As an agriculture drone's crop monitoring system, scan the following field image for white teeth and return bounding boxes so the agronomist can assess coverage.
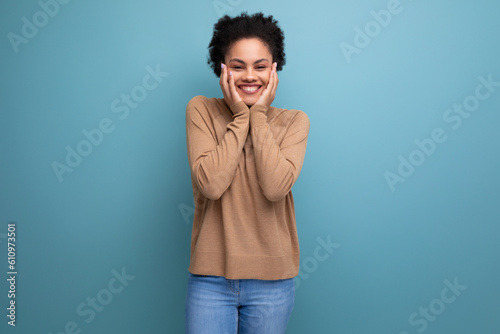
[240,86,259,92]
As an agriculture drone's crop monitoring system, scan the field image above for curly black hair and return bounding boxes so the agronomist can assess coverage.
[207,11,286,78]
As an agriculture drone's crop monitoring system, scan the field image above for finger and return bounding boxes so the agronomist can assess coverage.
[229,70,236,94]
[220,64,230,98]
[266,63,276,97]
[219,63,224,88]
[229,71,241,102]
[268,63,275,90]
[260,65,273,99]
[271,62,278,94]
[219,63,225,87]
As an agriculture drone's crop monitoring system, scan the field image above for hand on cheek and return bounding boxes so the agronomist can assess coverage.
[255,62,278,107]
[219,63,242,108]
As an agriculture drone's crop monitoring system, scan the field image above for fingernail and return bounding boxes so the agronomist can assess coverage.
[221,63,224,68]
[229,71,232,76]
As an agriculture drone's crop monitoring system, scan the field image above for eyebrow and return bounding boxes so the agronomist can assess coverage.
[229,58,270,64]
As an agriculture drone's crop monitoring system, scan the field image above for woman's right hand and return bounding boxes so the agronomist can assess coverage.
[220,63,243,109]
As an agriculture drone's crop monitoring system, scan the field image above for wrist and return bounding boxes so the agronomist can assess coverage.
[229,100,249,116]
[250,103,269,112]
[249,104,268,126]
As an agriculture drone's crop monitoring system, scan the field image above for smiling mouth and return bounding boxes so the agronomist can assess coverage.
[238,85,262,94]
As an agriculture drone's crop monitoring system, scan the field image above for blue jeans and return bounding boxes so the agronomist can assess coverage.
[184,272,295,333]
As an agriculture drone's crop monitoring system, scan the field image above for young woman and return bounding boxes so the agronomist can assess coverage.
[184,11,310,333]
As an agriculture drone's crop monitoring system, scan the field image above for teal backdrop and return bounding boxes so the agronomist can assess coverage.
[1,0,499,333]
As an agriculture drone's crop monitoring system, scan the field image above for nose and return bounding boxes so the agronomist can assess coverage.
[241,68,257,82]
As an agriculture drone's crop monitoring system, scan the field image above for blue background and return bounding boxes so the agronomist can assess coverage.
[1,0,499,333]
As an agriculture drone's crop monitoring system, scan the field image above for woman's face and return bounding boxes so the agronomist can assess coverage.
[223,37,273,107]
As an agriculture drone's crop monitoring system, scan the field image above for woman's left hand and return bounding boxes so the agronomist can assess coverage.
[254,62,278,107]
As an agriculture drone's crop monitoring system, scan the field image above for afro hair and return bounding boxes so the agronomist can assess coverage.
[207,11,286,77]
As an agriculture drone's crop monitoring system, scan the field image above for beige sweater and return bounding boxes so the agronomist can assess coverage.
[185,95,310,280]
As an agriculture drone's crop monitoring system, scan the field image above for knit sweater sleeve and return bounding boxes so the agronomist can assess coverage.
[249,103,310,202]
[186,96,250,200]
